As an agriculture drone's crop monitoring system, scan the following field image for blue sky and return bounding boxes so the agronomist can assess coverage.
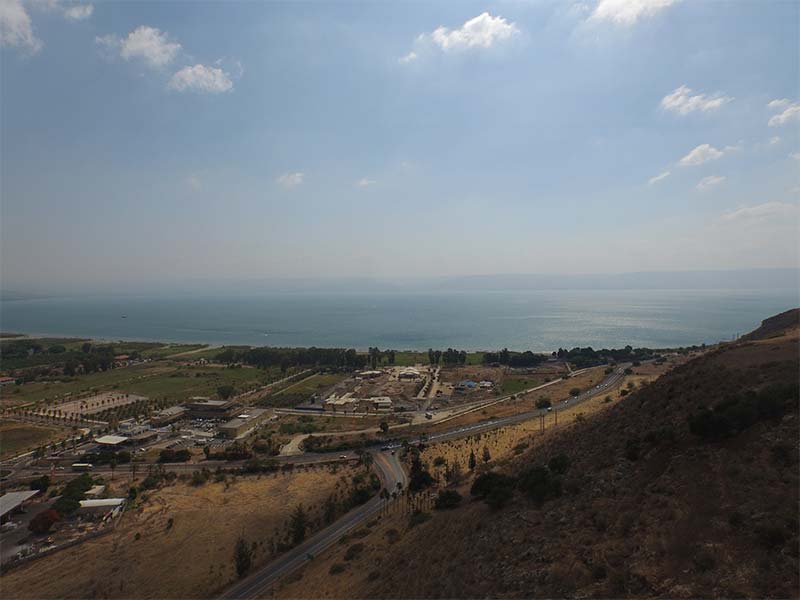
[1,0,798,292]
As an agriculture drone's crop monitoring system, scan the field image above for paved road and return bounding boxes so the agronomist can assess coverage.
[221,450,406,599]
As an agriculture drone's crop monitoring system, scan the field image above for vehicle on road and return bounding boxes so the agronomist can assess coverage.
[71,463,93,472]
[425,412,433,419]
[339,455,348,460]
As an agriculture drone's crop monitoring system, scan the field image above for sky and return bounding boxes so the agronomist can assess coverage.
[1,0,798,292]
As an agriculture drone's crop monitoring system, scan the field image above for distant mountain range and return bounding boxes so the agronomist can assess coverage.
[2,268,797,299]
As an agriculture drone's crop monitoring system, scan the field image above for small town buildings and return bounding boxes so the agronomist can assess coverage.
[128,430,158,446]
[218,408,270,439]
[0,376,16,387]
[370,397,393,412]
[357,370,382,379]
[184,398,239,420]
[478,380,493,389]
[324,395,359,412]
[95,435,129,447]
[78,498,126,520]
[397,367,422,380]
[150,405,186,427]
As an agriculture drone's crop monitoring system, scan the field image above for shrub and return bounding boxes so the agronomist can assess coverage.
[344,543,364,561]
[517,466,562,505]
[28,509,59,534]
[547,453,570,475]
[29,475,50,492]
[329,563,346,575]
[535,398,552,409]
[434,490,462,510]
[471,472,516,510]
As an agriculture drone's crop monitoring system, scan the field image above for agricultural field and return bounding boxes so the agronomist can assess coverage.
[1,463,367,599]
[0,421,68,459]
[1,363,289,412]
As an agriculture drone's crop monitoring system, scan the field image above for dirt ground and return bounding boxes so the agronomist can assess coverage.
[0,421,67,459]
[1,464,361,599]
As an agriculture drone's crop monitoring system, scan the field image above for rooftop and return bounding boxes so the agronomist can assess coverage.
[0,490,39,518]
[79,498,126,508]
[95,434,129,445]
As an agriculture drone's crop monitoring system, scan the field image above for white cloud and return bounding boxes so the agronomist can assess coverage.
[404,12,519,61]
[769,136,781,145]
[678,143,724,167]
[590,0,680,26]
[767,100,800,127]
[356,178,376,188]
[98,25,181,69]
[722,201,800,222]
[63,4,93,21]
[168,64,233,93]
[660,85,732,115]
[0,0,42,53]
[696,175,725,190]
[648,171,670,185]
[430,12,519,52]
[767,99,791,110]
[790,152,800,161]
[276,172,304,189]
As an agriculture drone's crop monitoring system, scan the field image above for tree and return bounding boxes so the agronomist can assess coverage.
[110,458,117,480]
[379,421,389,434]
[408,456,434,492]
[569,388,581,397]
[217,385,236,400]
[290,504,310,545]
[29,509,60,534]
[482,446,491,463]
[468,449,477,470]
[234,537,253,578]
[535,397,552,409]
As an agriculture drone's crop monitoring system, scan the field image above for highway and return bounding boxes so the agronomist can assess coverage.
[221,450,406,600]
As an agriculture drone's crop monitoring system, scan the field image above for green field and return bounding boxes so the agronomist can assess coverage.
[0,363,291,408]
[274,373,347,397]
[392,351,484,366]
[500,375,549,395]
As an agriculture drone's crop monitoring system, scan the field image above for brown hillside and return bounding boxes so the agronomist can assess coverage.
[740,308,800,342]
[342,322,800,599]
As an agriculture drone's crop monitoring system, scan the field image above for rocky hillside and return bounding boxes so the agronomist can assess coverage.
[355,314,800,598]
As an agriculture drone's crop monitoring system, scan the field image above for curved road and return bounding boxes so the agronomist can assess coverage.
[222,450,406,599]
